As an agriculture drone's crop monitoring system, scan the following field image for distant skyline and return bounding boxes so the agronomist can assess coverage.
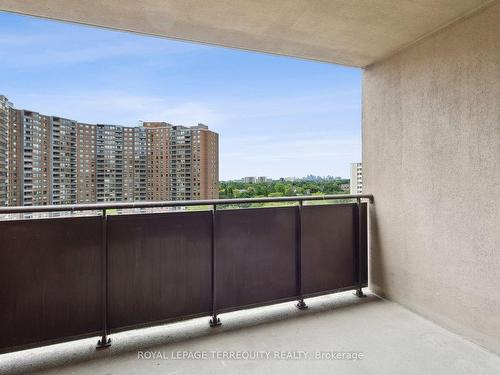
[0,11,361,180]
[226,175,348,182]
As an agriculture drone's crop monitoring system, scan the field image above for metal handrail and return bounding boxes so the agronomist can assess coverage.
[0,194,374,214]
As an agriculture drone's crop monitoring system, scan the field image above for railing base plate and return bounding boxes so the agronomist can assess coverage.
[96,337,111,349]
[209,317,222,328]
[353,288,366,298]
[296,300,308,310]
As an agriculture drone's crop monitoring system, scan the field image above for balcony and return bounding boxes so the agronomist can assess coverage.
[1,195,499,374]
[1,0,499,373]
[0,197,367,339]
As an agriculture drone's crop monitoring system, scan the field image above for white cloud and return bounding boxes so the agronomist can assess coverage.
[10,91,223,126]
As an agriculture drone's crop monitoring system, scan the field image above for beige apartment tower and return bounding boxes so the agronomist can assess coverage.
[143,122,219,201]
[133,126,148,201]
[76,123,97,203]
[143,122,171,201]
[50,116,77,205]
[0,94,219,206]
[13,110,52,206]
[192,125,218,199]
[0,96,11,206]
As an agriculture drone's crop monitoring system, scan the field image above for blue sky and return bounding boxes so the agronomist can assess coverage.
[0,11,361,180]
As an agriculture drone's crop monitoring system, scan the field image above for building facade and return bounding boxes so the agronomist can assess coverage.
[192,125,219,200]
[143,122,171,201]
[51,117,77,205]
[76,123,97,203]
[350,162,362,194]
[95,124,124,203]
[143,122,219,201]
[0,95,219,206]
[15,110,52,206]
[122,126,135,202]
[243,177,256,183]
[0,96,11,206]
[133,126,148,201]
[170,125,192,201]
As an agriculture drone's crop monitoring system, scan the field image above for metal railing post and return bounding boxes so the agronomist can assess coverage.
[209,204,222,327]
[354,198,366,298]
[296,200,307,309]
[97,208,111,348]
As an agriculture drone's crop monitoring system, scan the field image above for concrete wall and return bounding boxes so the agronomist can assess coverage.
[363,2,500,354]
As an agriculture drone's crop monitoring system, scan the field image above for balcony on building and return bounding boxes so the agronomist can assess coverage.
[0,1,499,374]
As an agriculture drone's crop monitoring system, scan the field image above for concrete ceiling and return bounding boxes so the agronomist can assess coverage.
[0,0,495,67]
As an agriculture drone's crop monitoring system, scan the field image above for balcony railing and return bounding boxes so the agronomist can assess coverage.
[0,194,373,354]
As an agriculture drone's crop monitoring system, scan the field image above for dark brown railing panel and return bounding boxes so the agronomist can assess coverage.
[301,204,357,295]
[0,217,102,352]
[107,211,212,330]
[215,207,298,311]
[0,194,373,354]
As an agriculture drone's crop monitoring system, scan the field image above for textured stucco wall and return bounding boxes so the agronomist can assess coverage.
[363,2,500,354]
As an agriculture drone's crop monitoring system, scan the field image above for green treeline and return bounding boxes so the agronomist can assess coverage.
[219,179,350,199]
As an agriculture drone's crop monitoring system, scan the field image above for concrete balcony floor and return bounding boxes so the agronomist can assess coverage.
[1,292,499,375]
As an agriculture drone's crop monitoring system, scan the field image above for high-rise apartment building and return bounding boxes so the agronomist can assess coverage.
[76,123,97,203]
[51,116,77,205]
[96,124,124,202]
[133,126,148,201]
[192,125,219,199]
[123,126,135,202]
[350,162,362,194]
[0,96,11,206]
[7,107,19,206]
[0,94,219,206]
[143,122,219,201]
[143,122,171,201]
[170,125,193,201]
[13,110,52,206]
